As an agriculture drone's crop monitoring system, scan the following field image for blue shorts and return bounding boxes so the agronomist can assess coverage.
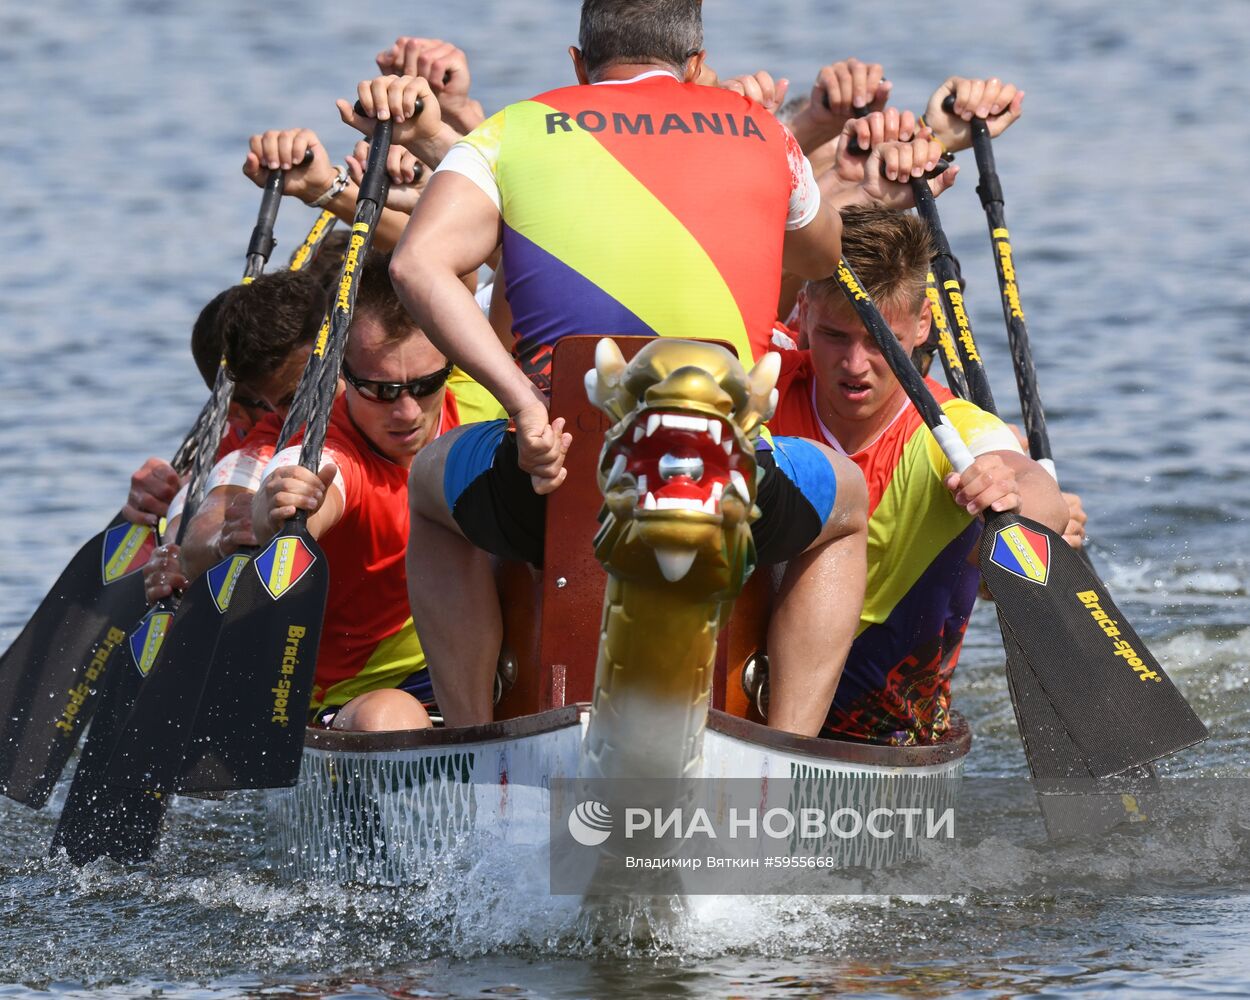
[442,419,837,567]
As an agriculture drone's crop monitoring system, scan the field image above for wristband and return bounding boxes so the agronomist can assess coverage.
[310,165,350,208]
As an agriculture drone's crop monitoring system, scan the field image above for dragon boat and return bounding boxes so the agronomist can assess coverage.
[264,337,970,886]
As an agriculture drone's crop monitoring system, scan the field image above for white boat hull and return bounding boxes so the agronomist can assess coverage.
[264,708,970,886]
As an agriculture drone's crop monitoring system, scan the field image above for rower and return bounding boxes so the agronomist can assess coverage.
[141,269,330,601]
[769,205,1069,745]
[249,252,464,732]
[358,0,910,737]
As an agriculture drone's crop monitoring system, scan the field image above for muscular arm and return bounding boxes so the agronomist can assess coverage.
[390,171,538,416]
[180,486,239,579]
[486,261,515,353]
[781,201,843,279]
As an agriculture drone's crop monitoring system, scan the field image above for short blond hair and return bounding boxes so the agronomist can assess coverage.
[806,206,933,317]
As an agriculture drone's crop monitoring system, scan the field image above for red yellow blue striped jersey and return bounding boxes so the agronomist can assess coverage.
[439,72,819,386]
[772,350,1021,744]
[267,392,461,712]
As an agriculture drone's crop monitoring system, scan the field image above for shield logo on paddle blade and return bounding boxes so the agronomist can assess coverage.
[989,523,1051,586]
[253,536,316,600]
[206,553,252,614]
[128,609,174,677]
[101,523,156,584]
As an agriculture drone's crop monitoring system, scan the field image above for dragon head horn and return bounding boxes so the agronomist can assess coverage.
[739,351,782,439]
[584,337,632,422]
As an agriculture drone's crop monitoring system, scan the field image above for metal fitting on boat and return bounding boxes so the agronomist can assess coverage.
[494,649,518,704]
[742,652,769,718]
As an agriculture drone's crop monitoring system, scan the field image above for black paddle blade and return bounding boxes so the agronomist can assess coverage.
[980,512,1208,777]
[50,626,167,865]
[0,515,156,807]
[105,552,252,791]
[177,523,326,792]
[1002,621,1159,839]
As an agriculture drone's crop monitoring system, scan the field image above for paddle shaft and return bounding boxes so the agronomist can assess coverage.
[925,271,971,399]
[297,117,393,475]
[967,119,1056,477]
[244,168,286,280]
[287,209,337,271]
[909,178,997,413]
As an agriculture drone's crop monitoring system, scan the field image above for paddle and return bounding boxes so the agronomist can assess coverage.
[835,130,1101,783]
[50,169,293,863]
[0,401,213,808]
[904,167,1108,786]
[106,306,329,793]
[834,259,1207,777]
[105,204,342,796]
[946,101,1167,822]
[912,163,1165,785]
[175,110,397,793]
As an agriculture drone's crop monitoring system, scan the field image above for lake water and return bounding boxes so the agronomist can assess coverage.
[1,1,1248,996]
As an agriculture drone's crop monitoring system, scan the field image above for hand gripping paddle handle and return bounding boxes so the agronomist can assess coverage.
[351,98,423,207]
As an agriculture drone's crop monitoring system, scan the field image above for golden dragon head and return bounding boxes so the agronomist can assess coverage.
[585,338,780,597]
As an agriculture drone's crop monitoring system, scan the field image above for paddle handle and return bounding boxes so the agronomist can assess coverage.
[834,261,974,474]
[244,169,286,280]
[350,97,421,206]
[938,95,1005,206]
[241,151,317,279]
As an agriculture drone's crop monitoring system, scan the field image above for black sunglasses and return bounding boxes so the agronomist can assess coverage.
[342,360,454,402]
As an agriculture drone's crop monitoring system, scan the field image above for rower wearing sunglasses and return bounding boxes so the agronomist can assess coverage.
[249,251,465,732]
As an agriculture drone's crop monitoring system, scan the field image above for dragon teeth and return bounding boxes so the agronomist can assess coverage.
[636,474,647,494]
[644,491,658,511]
[656,497,703,510]
[634,425,645,443]
[701,496,718,514]
[711,481,723,502]
[729,470,749,499]
[660,414,708,432]
[722,439,733,455]
[654,547,697,583]
[646,414,662,438]
[605,454,627,489]
[707,421,722,445]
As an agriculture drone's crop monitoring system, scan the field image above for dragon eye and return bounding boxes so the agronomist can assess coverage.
[658,453,704,482]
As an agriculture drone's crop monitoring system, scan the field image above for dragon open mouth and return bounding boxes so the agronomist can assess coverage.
[603,409,751,517]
